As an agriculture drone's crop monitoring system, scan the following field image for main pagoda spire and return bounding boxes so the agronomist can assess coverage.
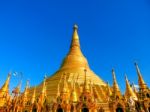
[28,25,106,102]
[70,24,80,48]
[60,24,89,69]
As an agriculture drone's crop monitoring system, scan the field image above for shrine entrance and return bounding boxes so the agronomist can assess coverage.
[116,107,123,112]
[57,108,63,112]
[32,108,37,112]
[82,108,89,112]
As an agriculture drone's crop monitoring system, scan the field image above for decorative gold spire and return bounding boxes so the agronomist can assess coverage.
[60,24,89,69]
[38,76,47,106]
[60,74,69,102]
[41,76,46,94]
[70,78,78,103]
[0,73,11,107]
[57,74,63,98]
[112,69,120,92]
[31,87,36,104]
[70,24,80,48]
[57,83,60,98]
[135,63,147,90]
[25,25,106,103]
[125,75,137,100]
[112,69,121,98]
[0,73,11,94]
[24,80,29,93]
[62,74,69,93]
[83,69,90,92]
[22,80,29,106]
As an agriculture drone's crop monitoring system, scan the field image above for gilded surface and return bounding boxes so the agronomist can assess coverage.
[0,25,149,112]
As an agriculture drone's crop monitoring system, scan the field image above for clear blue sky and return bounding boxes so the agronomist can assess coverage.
[0,0,150,92]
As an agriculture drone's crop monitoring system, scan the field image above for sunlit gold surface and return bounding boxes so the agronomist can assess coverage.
[0,25,149,112]
[125,75,138,100]
[27,25,106,101]
[135,63,147,90]
[0,74,10,107]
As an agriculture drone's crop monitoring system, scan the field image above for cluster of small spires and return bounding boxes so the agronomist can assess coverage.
[0,62,149,104]
[0,25,149,112]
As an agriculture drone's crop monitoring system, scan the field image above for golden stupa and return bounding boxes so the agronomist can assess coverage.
[0,25,150,112]
[27,24,106,101]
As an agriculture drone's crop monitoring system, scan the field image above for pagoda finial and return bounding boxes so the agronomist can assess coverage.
[22,80,29,106]
[83,68,90,92]
[0,73,11,94]
[60,25,89,70]
[62,73,69,93]
[24,80,29,95]
[57,83,60,98]
[134,62,147,90]
[73,24,78,30]
[112,69,120,91]
[37,76,47,107]
[70,78,78,103]
[42,76,46,94]
[70,24,80,48]
[125,74,137,100]
[31,87,36,104]
[112,69,121,98]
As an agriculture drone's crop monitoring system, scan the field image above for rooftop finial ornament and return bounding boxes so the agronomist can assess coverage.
[73,24,78,30]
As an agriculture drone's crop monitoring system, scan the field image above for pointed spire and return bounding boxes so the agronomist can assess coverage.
[41,76,46,94]
[31,87,36,104]
[62,73,69,93]
[125,75,137,100]
[70,78,78,103]
[60,24,89,69]
[38,76,47,106]
[0,73,11,94]
[57,83,60,98]
[135,62,147,90]
[60,73,69,102]
[83,69,90,92]
[112,69,121,98]
[22,80,29,106]
[0,73,11,107]
[24,80,29,92]
[70,24,80,48]
[68,24,84,57]
[112,69,120,92]
[56,74,63,98]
